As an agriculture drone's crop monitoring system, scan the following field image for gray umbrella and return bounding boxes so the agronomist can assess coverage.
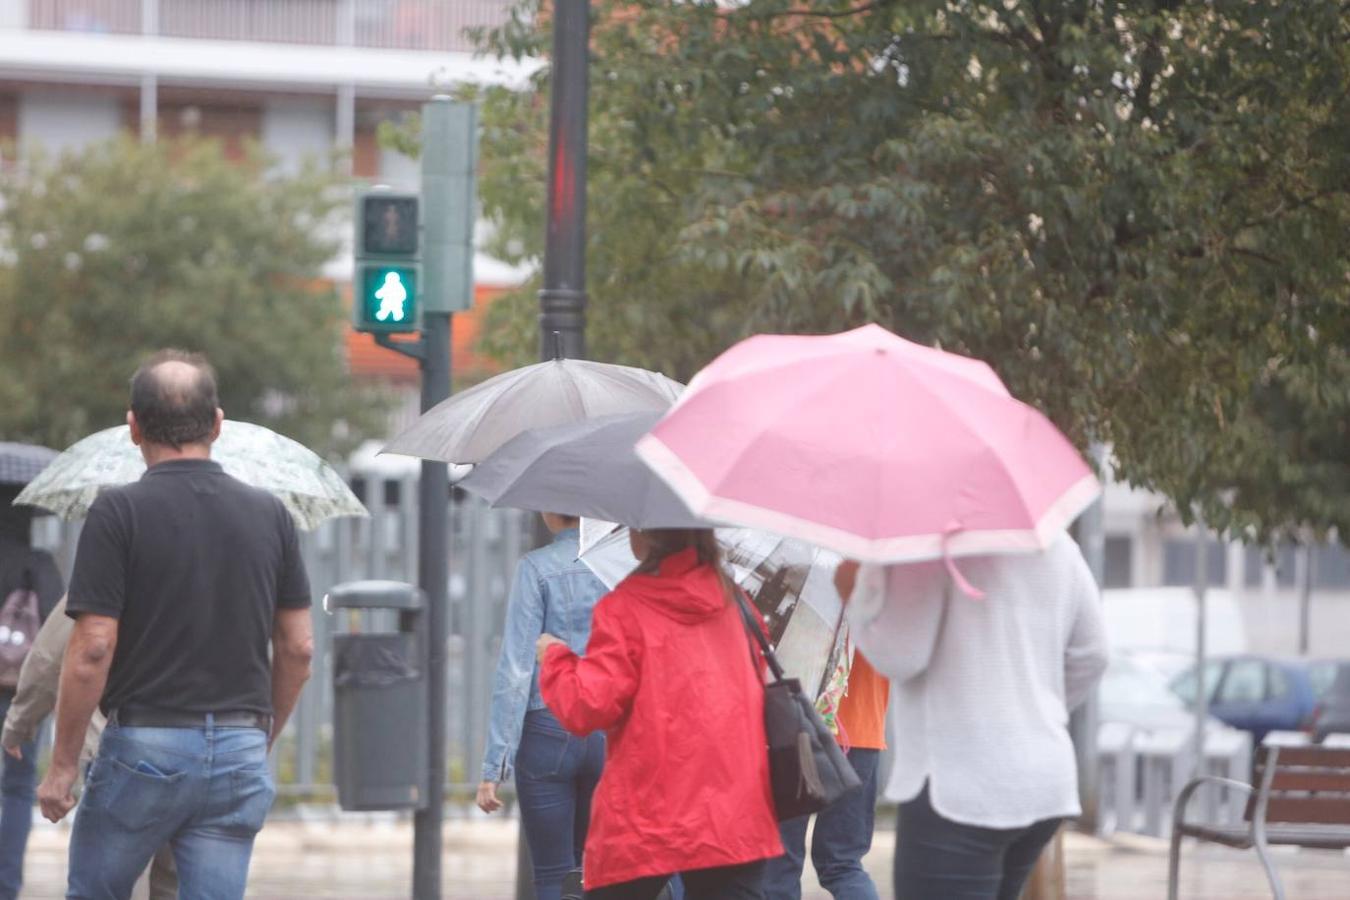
[0,443,59,487]
[382,358,682,465]
[458,412,710,529]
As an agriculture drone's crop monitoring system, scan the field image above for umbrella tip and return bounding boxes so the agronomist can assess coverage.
[552,331,563,361]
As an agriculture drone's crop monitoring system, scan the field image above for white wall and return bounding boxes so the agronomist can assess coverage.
[261,96,334,176]
[378,143,419,190]
[0,4,28,29]
[18,90,121,155]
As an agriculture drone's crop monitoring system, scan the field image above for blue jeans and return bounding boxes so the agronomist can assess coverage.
[0,692,36,900]
[764,747,880,900]
[894,783,1061,900]
[67,719,276,900]
[516,709,605,900]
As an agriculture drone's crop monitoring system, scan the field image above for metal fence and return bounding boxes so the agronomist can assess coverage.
[34,476,533,799]
[23,0,516,53]
[1095,724,1252,839]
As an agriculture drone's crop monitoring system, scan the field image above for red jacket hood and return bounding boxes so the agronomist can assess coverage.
[620,547,730,624]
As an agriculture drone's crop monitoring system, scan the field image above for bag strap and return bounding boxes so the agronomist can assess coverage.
[732,587,787,683]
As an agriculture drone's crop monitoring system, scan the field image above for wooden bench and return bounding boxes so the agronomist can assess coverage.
[1168,745,1350,900]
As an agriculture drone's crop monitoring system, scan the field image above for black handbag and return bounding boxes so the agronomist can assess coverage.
[735,591,862,820]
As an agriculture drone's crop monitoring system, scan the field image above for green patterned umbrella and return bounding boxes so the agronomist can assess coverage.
[14,421,367,530]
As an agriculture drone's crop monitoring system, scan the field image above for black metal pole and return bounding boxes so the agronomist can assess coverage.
[516,3,591,898]
[413,312,451,899]
[538,0,591,362]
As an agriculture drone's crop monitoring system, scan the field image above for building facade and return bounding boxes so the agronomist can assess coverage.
[0,0,532,411]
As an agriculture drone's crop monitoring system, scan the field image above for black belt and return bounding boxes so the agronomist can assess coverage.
[111,708,272,732]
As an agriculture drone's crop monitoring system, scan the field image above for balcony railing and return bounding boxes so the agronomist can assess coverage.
[24,0,516,54]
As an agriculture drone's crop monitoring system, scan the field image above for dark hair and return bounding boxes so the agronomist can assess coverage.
[129,349,220,449]
[633,528,723,576]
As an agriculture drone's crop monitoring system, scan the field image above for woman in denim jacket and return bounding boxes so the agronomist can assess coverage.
[477,513,609,900]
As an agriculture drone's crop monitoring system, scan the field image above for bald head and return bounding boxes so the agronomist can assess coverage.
[129,350,220,449]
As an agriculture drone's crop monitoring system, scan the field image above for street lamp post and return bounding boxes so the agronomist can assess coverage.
[538,0,591,362]
[516,3,592,899]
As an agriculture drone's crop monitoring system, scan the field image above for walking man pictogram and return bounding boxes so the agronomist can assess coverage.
[375,272,408,322]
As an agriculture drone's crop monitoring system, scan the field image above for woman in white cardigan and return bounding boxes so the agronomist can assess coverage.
[840,532,1108,900]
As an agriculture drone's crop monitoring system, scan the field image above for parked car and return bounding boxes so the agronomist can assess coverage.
[1307,660,1350,743]
[1101,654,1228,736]
[1169,655,1321,745]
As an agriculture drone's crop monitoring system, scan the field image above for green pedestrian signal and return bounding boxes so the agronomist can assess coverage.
[356,265,419,333]
[353,189,421,334]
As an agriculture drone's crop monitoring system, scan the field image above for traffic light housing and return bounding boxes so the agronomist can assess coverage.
[354,191,420,333]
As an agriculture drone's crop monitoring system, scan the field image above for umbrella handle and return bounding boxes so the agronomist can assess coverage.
[942,525,987,600]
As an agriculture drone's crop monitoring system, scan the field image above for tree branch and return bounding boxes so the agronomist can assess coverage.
[739,2,884,22]
[1237,188,1348,232]
[1230,246,1283,266]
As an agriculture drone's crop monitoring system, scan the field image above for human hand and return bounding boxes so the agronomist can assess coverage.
[38,762,78,823]
[3,744,21,761]
[536,634,564,664]
[834,560,861,605]
[476,781,502,814]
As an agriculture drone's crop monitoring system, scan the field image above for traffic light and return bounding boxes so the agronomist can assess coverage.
[354,191,420,333]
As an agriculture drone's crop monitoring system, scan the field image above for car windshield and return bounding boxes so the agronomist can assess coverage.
[1102,658,1188,710]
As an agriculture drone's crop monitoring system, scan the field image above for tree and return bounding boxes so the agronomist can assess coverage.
[0,138,385,456]
[468,0,1350,543]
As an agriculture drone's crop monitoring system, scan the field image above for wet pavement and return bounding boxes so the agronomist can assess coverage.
[18,817,1350,898]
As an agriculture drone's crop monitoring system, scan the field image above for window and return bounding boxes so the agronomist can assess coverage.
[1273,543,1298,588]
[1309,662,1348,699]
[1314,543,1350,589]
[1218,660,1265,704]
[1267,665,1292,702]
[1172,661,1222,704]
[1162,538,1228,586]
[1103,536,1133,588]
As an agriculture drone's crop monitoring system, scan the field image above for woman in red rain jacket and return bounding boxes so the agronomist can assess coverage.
[537,528,782,899]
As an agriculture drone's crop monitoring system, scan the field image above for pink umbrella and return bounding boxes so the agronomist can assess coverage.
[636,324,1099,596]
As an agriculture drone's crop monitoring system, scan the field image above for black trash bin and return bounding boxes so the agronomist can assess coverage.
[327,580,428,811]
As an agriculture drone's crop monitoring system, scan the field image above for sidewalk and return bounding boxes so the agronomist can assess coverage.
[18,817,1350,898]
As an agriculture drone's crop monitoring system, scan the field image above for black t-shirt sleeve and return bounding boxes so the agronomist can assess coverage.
[28,550,64,622]
[276,506,311,610]
[66,493,131,620]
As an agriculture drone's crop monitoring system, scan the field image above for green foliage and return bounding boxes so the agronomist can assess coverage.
[0,138,386,456]
[468,0,1350,543]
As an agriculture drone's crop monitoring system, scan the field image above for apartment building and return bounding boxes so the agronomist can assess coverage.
[0,0,532,404]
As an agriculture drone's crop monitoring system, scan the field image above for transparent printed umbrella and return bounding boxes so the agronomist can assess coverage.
[15,421,367,530]
[579,520,851,711]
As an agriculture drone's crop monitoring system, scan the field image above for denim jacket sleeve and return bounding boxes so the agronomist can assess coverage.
[481,557,545,783]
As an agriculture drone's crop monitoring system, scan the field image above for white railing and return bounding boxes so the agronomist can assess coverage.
[22,0,516,53]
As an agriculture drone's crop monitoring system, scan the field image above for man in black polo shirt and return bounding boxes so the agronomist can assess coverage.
[36,350,314,900]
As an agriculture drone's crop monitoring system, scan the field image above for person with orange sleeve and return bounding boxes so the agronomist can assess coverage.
[764,645,890,899]
[537,528,782,899]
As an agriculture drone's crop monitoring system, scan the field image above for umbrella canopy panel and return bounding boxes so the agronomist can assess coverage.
[382,358,682,465]
[580,521,848,702]
[15,421,367,530]
[0,442,59,487]
[458,412,709,530]
[639,324,1099,564]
